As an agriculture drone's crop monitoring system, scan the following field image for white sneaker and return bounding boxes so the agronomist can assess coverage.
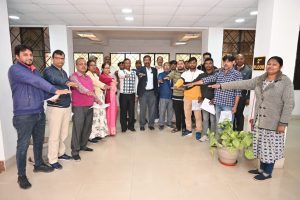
[199,135,209,142]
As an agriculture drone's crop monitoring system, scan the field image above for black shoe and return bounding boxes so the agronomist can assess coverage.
[129,128,136,132]
[94,137,102,141]
[58,154,73,160]
[149,126,155,130]
[140,127,145,131]
[248,169,263,175]
[50,162,63,170]
[167,124,173,129]
[159,125,164,130]
[80,147,93,152]
[253,173,272,181]
[18,175,32,189]
[88,138,99,143]
[33,163,54,173]
[72,155,81,161]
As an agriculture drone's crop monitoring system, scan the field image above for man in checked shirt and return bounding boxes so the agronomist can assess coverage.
[185,54,242,131]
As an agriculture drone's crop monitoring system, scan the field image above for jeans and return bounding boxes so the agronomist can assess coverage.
[215,105,233,132]
[260,161,275,175]
[202,110,216,135]
[159,98,173,126]
[139,91,156,127]
[13,112,46,176]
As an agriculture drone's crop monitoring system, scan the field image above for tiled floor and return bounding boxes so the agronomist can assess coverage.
[0,118,300,200]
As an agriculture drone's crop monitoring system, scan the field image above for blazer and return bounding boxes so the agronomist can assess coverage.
[221,72,295,131]
[136,66,158,97]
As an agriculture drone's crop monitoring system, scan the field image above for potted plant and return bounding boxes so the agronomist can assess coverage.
[208,120,254,166]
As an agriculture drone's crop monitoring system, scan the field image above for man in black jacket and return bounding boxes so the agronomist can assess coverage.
[136,55,158,131]
[43,50,77,169]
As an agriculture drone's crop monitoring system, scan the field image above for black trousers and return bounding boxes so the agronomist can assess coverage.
[234,96,247,131]
[119,93,135,131]
[173,99,186,130]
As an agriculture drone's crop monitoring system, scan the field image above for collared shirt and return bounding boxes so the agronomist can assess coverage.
[202,68,242,107]
[145,67,154,90]
[118,69,137,94]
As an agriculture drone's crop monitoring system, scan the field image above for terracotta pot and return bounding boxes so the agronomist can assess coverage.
[217,147,239,165]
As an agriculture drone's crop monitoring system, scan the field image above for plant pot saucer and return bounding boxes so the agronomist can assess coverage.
[218,158,238,166]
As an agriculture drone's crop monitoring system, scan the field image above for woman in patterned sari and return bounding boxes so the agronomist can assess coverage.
[86,60,108,142]
[99,63,118,136]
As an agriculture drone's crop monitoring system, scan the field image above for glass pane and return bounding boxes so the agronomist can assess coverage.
[141,53,155,66]
[88,53,104,68]
[155,54,170,66]
[125,53,140,69]
[111,53,125,68]
[176,54,190,62]
[45,52,52,67]
[191,54,202,65]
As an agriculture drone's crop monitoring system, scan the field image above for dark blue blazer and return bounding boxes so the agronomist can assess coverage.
[136,66,158,97]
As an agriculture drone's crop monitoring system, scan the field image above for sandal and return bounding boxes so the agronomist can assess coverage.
[171,128,179,133]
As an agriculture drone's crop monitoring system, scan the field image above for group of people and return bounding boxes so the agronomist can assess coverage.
[8,44,294,190]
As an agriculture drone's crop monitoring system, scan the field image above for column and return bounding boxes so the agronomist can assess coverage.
[201,27,224,68]
[0,0,17,167]
[49,25,74,76]
[249,0,300,167]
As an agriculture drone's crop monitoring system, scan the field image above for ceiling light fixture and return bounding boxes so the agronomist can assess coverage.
[235,18,245,23]
[250,11,258,16]
[9,15,20,20]
[180,33,201,42]
[122,8,132,14]
[125,16,134,21]
[77,32,96,38]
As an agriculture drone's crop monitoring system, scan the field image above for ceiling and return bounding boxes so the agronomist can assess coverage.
[7,0,258,29]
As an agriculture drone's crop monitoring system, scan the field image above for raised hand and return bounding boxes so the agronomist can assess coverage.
[66,81,78,88]
[208,84,221,89]
[55,89,71,95]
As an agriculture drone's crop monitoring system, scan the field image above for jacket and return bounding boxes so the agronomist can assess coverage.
[8,62,57,116]
[235,64,252,99]
[136,66,158,97]
[221,72,295,130]
[43,65,71,108]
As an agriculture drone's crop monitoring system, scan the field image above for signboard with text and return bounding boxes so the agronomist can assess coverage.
[253,56,266,70]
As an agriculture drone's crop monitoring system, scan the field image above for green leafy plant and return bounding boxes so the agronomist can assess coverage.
[208,119,254,159]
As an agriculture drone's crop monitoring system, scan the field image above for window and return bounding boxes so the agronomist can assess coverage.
[110,53,170,68]
[176,53,202,65]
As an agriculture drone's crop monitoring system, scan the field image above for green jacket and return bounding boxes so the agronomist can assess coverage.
[167,70,185,98]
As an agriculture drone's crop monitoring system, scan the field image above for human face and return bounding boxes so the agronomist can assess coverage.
[52,54,65,68]
[223,60,234,71]
[143,57,151,67]
[135,62,142,69]
[124,60,131,70]
[266,59,281,75]
[103,64,110,75]
[189,60,197,70]
[177,61,185,70]
[120,62,125,70]
[157,57,163,66]
[163,63,170,72]
[16,49,33,66]
[235,55,245,67]
[76,59,87,74]
[170,63,177,71]
[88,61,97,73]
[204,60,213,71]
[184,61,190,70]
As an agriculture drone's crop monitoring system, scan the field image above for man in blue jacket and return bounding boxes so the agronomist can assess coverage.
[43,50,77,170]
[8,45,70,189]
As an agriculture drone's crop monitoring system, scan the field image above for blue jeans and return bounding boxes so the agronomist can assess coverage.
[13,112,46,176]
[260,161,275,175]
[202,110,216,135]
[215,105,233,132]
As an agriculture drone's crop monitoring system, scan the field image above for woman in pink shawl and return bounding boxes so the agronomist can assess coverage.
[99,63,118,136]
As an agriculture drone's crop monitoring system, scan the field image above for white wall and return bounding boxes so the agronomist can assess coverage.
[0,0,17,162]
[73,38,202,61]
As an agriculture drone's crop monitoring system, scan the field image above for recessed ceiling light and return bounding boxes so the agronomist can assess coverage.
[125,16,134,21]
[77,32,96,38]
[9,15,20,20]
[235,18,245,23]
[250,11,258,16]
[122,8,132,14]
[175,42,187,45]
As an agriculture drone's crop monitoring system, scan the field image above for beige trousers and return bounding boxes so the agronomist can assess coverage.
[46,106,71,164]
[183,99,202,132]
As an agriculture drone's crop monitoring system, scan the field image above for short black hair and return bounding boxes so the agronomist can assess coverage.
[117,62,124,66]
[52,49,65,58]
[203,52,211,57]
[15,44,33,56]
[169,60,177,65]
[102,62,109,69]
[222,54,235,62]
[143,55,151,60]
[87,59,96,68]
[189,57,197,63]
[204,58,214,64]
[268,56,283,67]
